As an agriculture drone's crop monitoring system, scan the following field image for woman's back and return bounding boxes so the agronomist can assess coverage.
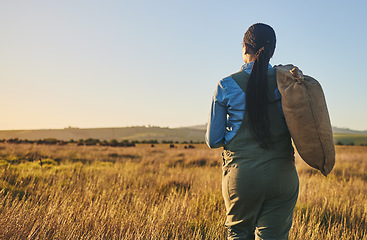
[223,68,294,164]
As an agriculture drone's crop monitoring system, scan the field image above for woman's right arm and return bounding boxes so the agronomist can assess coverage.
[205,80,228,148]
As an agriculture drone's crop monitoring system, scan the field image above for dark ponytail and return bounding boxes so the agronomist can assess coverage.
[244,23,276,149]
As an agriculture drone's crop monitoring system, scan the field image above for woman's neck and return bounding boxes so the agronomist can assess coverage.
[243,53,257,64]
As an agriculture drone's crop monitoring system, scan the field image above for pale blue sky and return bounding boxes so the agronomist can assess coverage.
[1,0,366,130]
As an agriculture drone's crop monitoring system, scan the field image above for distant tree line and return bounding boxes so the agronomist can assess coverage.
[4,138,366,146]
[335,141,366,146]
[0,138,205,146]
[0,138,135,147]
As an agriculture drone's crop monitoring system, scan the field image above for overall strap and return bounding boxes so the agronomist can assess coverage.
[231,69,278,102]
[230,71,250,94]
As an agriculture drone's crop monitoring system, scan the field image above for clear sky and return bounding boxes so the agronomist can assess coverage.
[1,0,366,131]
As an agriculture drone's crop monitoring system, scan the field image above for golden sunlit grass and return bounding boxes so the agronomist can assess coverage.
[0,143,366,239]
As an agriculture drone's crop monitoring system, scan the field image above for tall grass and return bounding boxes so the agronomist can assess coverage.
[0,143,366,239]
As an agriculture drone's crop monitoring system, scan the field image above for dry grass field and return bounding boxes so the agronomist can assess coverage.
[0,143,366,239]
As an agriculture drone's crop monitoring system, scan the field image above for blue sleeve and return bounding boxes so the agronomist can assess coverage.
[206,80,228,148]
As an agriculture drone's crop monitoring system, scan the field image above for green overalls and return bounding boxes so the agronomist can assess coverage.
[222,69,299,240]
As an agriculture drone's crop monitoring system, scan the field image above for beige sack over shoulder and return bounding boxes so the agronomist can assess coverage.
[275,64,335,176]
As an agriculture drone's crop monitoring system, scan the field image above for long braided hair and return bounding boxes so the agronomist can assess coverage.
[243,23,276,149]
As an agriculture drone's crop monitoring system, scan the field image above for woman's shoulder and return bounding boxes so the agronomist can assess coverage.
[218,75,237,90]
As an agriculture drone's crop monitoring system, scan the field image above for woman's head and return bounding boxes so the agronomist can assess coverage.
[244,23,276,149]
[243,23,276,59]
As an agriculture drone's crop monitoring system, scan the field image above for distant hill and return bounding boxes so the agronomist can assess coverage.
[179,124,207,131]
[187,125,367,134]
[0,125,366,144]
[332,126,367,135]
[0,126,206,143]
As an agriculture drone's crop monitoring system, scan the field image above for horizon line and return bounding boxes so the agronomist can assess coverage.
[0,125,366,133]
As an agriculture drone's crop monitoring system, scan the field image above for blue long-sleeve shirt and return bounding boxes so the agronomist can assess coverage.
[206,62,283,148]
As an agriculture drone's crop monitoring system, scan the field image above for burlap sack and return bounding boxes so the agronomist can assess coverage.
[275,64,335,176]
